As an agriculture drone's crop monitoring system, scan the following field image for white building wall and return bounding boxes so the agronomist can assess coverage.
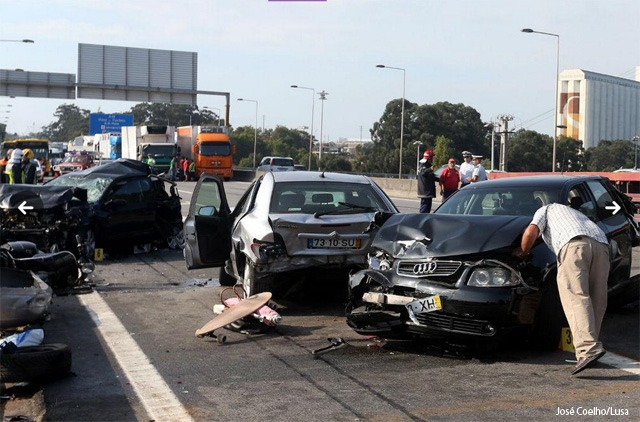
[558,68,640,150]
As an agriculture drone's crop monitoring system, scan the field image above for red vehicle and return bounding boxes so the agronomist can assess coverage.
[52,152,96,177]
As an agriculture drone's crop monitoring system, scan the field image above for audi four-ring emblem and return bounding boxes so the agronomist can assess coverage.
[413,262,437,275]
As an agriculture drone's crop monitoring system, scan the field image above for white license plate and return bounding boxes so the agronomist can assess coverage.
[307,238,360,249]
[405,295,442,315]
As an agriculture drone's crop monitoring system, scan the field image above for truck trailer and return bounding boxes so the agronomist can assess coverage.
[176,126,234,180]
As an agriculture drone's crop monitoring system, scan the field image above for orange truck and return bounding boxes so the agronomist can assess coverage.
[176,126,234,180]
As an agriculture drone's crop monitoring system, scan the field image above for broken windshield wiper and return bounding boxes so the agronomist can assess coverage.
[314,202,377,218]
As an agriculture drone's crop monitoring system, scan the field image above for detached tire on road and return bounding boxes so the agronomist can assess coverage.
[0,343,72,383]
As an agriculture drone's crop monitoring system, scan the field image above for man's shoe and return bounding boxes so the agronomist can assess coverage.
[572,350,606,375]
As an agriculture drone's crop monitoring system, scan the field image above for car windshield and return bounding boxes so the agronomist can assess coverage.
[64,156,91,163]
[270,181,389,214]
[435,186,561,216]
[200,142,231,156]
[47,174,116,202]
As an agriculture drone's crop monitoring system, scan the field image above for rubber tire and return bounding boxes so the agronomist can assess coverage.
[0,343,72,383]
[530,282,567,351]
[242,260,272,296]
[218,267,236,286]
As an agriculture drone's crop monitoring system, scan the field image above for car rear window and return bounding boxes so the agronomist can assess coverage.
[272,158,294,167]
[270,181,389,214]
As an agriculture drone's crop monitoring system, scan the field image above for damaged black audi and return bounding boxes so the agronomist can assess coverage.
[346,175,640,350]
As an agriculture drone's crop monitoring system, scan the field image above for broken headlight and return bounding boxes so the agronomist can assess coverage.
[467,267,520,287]
[367,250,393,271]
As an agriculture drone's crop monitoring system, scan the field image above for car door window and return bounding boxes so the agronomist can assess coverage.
[586,180,617,221]
[567,184,597,220]
[193,180,223,216]
[111,178,148,203]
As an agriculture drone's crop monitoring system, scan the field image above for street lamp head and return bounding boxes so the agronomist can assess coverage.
[521,28,534,33]
[237,98,244,101]
[290,85,298,88]
[375,64,386,68]
[22,39,35,43]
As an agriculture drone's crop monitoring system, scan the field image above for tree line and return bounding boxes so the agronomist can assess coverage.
[2,101,636,174]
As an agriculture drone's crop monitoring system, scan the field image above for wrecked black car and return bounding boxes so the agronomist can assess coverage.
[347,175,640,350]
[0,184,92,257]
[46,158,184,254]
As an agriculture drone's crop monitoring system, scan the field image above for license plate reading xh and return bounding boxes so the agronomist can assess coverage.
[405,295,442,324]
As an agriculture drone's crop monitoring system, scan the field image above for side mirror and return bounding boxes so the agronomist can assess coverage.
[198,206,218,216]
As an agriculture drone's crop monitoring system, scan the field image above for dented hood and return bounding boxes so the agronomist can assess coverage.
[0,185,87,210]
[372,213,531,257]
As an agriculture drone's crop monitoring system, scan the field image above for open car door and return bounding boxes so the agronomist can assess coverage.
[184,174,233,269]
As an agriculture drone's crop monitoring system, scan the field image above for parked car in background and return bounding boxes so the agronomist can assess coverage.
[184,171,399,295]
[346,175,639,350]
[46,159,183,255]
[256,156,295,172]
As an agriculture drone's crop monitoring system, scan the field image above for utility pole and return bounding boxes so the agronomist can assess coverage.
[496,114,514,171]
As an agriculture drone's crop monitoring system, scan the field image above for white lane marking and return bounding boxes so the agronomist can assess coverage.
[80,292,194,422]
[600,352,640,375]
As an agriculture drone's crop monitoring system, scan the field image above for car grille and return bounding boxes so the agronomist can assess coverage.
[396,260,462,278]
[414,313,494,336]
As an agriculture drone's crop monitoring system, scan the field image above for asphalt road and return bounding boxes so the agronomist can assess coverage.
[2,180,639,422]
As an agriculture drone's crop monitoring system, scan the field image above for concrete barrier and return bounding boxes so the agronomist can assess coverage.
[232,169,442,201]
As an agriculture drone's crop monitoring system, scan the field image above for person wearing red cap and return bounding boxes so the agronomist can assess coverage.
[417,150,436,213]
[439,158,460,199]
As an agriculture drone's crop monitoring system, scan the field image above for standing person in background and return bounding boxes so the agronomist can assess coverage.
[187,159,196,181]
[22,149,38,184]
[0,149,10,184]
[470,155,487,183]
[146,154,156,173]
[169,155,178,181]
[417,150,436,213]
[182,157,190,181]
[439,158,460,200]
[6,149,24,184]
[459,151,474,187]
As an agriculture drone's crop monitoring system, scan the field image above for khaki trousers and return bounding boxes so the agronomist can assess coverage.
[557,236,610,360]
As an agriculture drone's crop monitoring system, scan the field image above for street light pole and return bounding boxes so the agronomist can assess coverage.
[291,85,315,170]
[521,28,560,172]
[237,98,259,168]
[0,39,34,43]
[318,91,328,161]
[377,64,406,179]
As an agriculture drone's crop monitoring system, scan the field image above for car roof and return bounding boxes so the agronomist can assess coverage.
[266,171,374,185]
[468,175,607,189]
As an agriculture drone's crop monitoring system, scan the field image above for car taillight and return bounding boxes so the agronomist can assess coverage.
[250,240,286,260]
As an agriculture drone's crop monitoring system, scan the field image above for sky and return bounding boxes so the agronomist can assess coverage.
[1,0,639,142]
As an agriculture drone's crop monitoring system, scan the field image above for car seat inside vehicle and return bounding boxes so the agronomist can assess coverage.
[277,193,305,212]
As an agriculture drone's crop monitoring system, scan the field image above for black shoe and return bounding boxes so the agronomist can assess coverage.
[572,350,606,375]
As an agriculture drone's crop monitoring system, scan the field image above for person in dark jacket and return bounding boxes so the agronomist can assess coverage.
[417,150,436,213]
[22,148,38,184]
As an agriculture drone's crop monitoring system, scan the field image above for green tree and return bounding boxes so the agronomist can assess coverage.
[507,130,553,171]
[41,104,90,143]
[128,103,217,127]
[319,154,352,172]
[433,136,455,168]
[369,100,485,175]
[584,140,634,171]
